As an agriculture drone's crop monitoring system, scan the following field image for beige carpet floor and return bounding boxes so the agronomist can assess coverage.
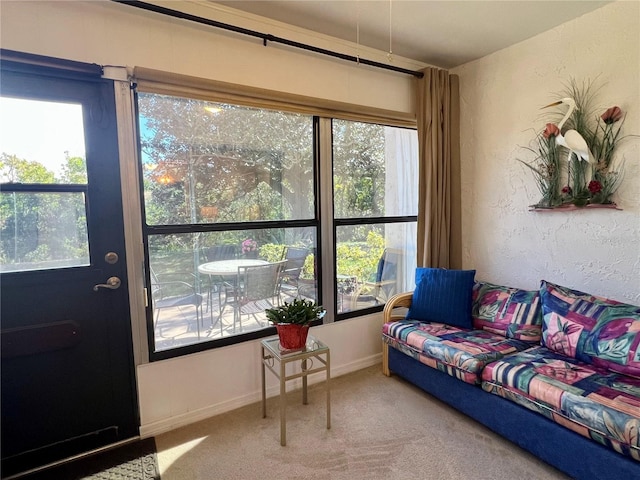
[156,365,569,480]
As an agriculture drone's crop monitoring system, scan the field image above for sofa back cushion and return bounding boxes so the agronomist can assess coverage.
[540,280,640,377]
[406,268,476,329]
[472,281,543,342]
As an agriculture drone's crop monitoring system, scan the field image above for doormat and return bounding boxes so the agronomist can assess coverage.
[19,438,160,480]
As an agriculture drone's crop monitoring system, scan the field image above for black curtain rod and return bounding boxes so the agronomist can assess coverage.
[112,0,424,78]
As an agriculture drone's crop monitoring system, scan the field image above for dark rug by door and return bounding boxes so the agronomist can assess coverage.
[18,438,159,480]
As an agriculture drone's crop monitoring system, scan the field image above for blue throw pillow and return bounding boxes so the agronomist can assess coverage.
[407,268,476,329]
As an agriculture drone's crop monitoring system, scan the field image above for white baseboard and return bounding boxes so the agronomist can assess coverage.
[140,353,381,438]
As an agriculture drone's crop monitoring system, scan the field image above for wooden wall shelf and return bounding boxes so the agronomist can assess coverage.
[529,203,622,212]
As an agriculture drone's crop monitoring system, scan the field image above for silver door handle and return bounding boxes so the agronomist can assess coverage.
[93,276,121,291]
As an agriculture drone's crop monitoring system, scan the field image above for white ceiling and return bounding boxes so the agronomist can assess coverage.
[213,1,612,68]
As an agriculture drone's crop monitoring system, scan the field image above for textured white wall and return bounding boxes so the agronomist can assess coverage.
[452,1,640,304]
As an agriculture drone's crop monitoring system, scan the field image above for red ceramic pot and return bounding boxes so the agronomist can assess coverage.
[275,324,310,350]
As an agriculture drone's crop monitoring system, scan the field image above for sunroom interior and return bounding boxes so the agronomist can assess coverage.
[0,0,638,475]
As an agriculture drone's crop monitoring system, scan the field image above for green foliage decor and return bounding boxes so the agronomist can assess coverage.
[265,299,325,326]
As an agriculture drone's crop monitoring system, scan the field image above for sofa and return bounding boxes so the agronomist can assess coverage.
[381,270,640,480]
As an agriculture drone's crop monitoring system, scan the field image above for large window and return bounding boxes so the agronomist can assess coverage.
[137,92,418,358]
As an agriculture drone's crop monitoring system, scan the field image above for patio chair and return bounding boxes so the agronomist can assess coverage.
[279,247,310,300]
[151,268,204,338]
[349,248,402,310]
[221,260,286,333]
[200,244,239,318]
[201,244,237,262]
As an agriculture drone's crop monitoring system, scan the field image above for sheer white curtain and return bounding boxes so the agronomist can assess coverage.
[385,126,418,291]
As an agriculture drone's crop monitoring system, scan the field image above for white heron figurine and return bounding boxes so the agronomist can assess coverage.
[543,97,592,163]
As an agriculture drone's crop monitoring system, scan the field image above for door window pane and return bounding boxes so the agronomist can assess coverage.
[0,97,87,184]
[0,97,89,272]
[138,94,314,225]
[0,191,89,272]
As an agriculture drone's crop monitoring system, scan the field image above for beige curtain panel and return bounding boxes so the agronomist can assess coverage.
[416,68,461,269]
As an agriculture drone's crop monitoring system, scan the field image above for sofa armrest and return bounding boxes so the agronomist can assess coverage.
[383,291,412,322]
[382,291,413,376]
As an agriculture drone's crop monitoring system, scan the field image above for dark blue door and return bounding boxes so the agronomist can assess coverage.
[0,56,138,476]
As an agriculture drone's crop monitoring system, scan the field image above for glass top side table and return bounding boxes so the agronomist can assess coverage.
[261,335,331,446]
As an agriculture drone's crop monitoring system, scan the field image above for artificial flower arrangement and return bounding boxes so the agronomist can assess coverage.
[241,238,258,254]
[521,80,634,209]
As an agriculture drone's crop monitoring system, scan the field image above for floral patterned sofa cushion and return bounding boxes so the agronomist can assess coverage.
[472,281,543,343]
[540,280,640,377]
[383,320,531,385]
[482,345,640,461]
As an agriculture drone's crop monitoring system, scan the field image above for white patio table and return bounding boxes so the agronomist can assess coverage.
[198,258,269,277]
[198,259,270,331]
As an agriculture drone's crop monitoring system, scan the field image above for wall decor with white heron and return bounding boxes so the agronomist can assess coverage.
[519,79,636,210]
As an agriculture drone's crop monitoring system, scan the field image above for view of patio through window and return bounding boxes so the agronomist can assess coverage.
[138,93,317,355]
[138,92,418,356]
[148,228,317,352]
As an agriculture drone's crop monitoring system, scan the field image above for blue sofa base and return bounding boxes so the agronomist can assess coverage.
[388,346,640,480]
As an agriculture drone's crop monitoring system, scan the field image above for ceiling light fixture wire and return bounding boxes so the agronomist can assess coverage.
[388,0,393,62]
[356,0,360,64]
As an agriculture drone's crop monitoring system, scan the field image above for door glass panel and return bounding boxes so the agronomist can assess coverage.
[0,191,89,272]
[0,97,87,184]
[0,97,89,272]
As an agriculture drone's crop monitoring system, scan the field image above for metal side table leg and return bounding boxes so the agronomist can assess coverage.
[326,349,331,430]
[280,358,287,446]
[261,346,267,419]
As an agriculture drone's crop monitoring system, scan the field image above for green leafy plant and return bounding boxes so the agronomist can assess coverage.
[265,299,325,325]
[519,130,562,207]
[258,243,285,262]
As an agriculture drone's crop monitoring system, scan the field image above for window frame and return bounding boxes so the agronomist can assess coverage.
[132,70,417,361]
[136,93,324,361]
[330,119,418,320]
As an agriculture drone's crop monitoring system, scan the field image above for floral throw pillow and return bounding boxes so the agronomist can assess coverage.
[540,280,640,377]
[472,281,543,342]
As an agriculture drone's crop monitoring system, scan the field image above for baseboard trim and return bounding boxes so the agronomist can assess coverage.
[140,353,381,438]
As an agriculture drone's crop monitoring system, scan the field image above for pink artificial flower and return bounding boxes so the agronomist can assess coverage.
[543,123,560,138]
[601,106,623,125]
[241,238,257,253]
[588,180,603,194]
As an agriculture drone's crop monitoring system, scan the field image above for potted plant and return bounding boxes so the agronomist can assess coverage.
[265,299,325,350]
